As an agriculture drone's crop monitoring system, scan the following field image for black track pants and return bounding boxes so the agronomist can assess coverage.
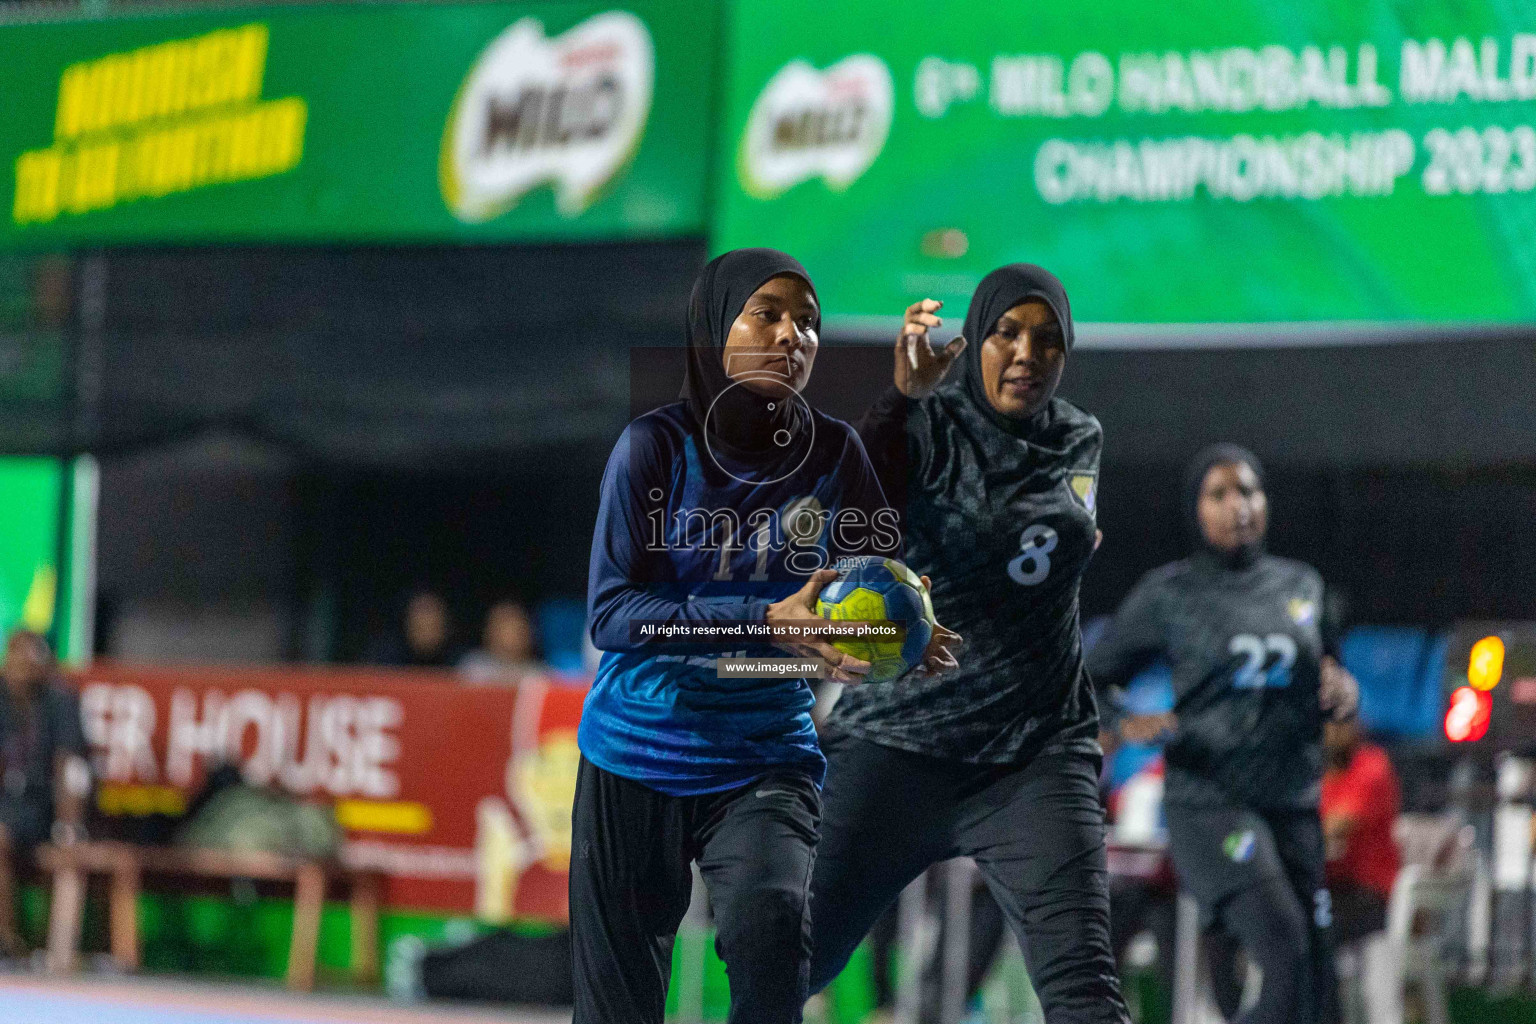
[569,756,821,1024]
[808,732,1129,1023]
[1166,800,1339,1024]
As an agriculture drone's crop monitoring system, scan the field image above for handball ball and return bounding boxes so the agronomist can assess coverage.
[815,557,936,682]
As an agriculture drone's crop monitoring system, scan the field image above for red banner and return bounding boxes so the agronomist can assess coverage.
[73,663,588,921]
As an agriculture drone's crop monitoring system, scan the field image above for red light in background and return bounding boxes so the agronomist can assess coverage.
[1445,685,1492,742]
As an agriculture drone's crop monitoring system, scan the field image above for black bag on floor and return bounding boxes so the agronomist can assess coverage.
[421,928,573,1005]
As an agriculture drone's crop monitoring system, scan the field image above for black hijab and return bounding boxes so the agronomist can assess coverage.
[681,248,818,462]
[1184,442,1267,570]
[959,264,1075,439]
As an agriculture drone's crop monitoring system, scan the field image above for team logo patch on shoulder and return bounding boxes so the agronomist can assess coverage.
[1288,597,1317,626]
[1069,472,1097,515]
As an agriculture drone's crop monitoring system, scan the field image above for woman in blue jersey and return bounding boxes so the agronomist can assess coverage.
[572,248,961,1024]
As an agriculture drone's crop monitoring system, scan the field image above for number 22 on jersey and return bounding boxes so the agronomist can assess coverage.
[1228,633,1297,689]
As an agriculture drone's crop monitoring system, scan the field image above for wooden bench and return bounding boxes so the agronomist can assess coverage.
[35,841,382,991]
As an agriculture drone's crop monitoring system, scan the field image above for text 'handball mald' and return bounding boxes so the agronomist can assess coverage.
[816,557,937,682]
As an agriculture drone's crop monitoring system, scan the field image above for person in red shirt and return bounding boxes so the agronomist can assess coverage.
[1320,716,1402,945]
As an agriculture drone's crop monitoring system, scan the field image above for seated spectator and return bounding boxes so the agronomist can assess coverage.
[1321,716,1401,946]
[459,601,543,685]
[368,590,462,668]
[0,630,89,956]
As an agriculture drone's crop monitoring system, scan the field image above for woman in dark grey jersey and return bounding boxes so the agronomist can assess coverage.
[1087,444,1360,1024]
[808,265,1131,1024]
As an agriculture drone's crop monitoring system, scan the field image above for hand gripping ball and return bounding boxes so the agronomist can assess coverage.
[814,557,936,682]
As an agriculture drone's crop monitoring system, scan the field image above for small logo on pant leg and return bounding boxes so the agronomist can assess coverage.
[1223,829,1256,863]
[1314,888,1333,928]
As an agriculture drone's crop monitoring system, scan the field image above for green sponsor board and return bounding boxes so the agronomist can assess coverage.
[713,0,1536,326]
[0,457,96,663]
[1,2,716,246]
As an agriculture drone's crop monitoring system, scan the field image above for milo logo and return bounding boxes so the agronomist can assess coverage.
[738,54,894,198]
[441,11,654,223]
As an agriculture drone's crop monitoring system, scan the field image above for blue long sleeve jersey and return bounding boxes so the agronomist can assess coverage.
[579,401,895,795]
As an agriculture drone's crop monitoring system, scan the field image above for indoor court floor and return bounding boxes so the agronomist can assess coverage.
[0,976,571,1024]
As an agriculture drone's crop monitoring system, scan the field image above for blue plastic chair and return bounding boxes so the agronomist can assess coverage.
[1340,626,1431,737]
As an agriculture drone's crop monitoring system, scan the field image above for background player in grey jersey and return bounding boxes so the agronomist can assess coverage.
[1087,444,1360,1024]
[808,265,1131,1023]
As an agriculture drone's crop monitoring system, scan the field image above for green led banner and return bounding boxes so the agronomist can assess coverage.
[1,1,716,246]
[0,457,96,663]
[713,0,1536,326]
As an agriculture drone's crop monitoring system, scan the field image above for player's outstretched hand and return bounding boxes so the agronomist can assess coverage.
[1319,655,1360,720]
[766,569,872,684]
[915,625,963,677]
[895,299,966,399]
[1118,712,1178,744]
[912,574,962,677]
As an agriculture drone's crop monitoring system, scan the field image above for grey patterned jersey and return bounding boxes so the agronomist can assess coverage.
[1086,553,1329,809]
[826,385,1103,764]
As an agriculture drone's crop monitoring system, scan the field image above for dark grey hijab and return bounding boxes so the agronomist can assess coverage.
[958,264,1074,438]
[1184,442,1267,569]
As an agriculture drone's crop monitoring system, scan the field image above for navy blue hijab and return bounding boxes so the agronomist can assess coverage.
[680,248,819,460]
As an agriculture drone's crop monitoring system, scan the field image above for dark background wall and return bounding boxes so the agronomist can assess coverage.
[1063,336,1536,625]
[72,242,704,660]
[1068,331,1536,471]
[1080,461,1536,626]
[8,244,1527,661]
